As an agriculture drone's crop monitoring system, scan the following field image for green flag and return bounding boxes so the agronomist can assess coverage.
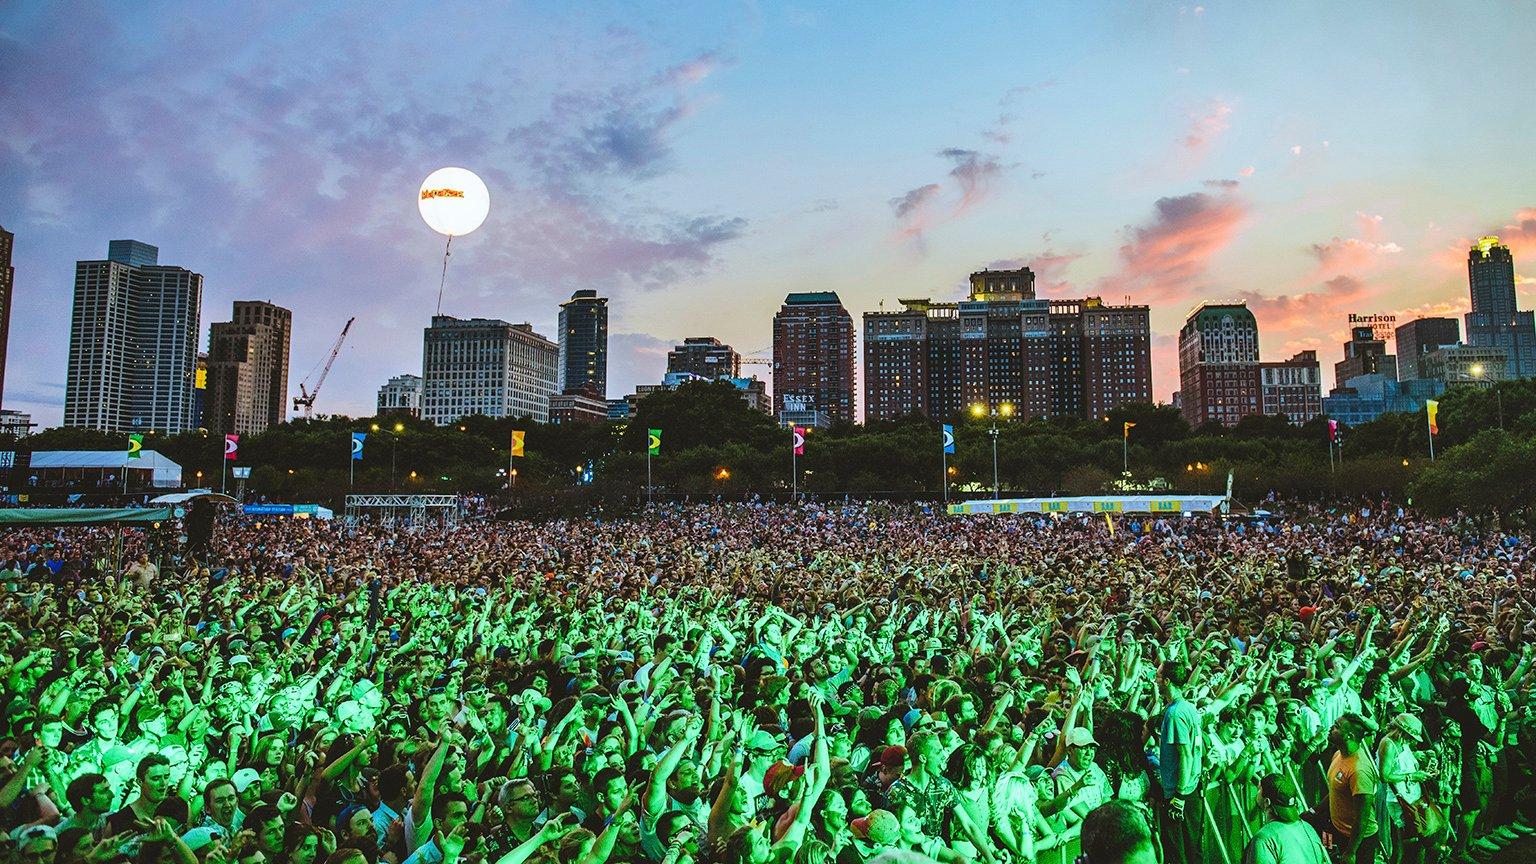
[647,428,661,456]
[127,433,144,459]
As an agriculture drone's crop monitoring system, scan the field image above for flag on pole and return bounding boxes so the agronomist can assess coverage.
[224,434,239,461]
[1104,512,1116,536]
[793,426,807,456]
[648,429,662,456]
[1425,400,1439,435]
[351,432,366,460]
[510,430,525,457]
[127,433,143,459]
[1123,421,1135,439]
[1327,419,1338,442]
[942,424,955,454]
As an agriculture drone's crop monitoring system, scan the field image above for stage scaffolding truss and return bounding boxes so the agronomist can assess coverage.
[344,494,461,528]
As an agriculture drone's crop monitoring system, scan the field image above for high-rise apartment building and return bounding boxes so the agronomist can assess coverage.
[205,301,291,436]
[557,289,608,397]
[773,292,856,424]
[0,225,13,408]
[64,241,202,433]
[1334,325,1397,386]
[1177,303,1260,428]
[862,268,1151,422]
[377,374,423,417]
[1464,236,1536,379]
[421,316,558,425]
[1395,317,1461,381]
[667,337,741,380]
[1259,350,1323,423]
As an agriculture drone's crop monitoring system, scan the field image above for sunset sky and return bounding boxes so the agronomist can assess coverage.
[3,1,1534,426]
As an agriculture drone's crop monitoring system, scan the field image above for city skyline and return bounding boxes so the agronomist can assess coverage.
[2,2,1535,427]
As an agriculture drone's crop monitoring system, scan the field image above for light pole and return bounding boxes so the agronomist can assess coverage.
[1469,363,1504,429]
[971,402,1014,498]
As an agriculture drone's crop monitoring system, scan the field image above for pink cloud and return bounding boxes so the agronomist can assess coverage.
[941,148,1006,214]
[1181,99,1232,155]
[1104,187,1249,303]
[1310,237,1403,277]
[1238,166,1255,176]
[888,148,1009,244]
[1306,212,1402,278]
[889,183,943,241]
[1239,275,1374,334]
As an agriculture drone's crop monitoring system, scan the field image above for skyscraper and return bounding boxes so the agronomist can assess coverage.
[0,225,13,409]
[1178,303,1260,428]
[205,301,292,435]
[862,268,1151,422]
[1464,236,1536,378]
[773,292,856,424]
[421,316,558,425]
[666,337,741,380]
[64,241,202,433]
[1394,317,1461,381]
[1334,325,1397,385]
[557,289,608,397]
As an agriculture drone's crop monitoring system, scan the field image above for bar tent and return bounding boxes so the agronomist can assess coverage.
[25,450,183,488]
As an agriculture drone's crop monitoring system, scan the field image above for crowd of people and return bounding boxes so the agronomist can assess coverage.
[0,499,1532,864]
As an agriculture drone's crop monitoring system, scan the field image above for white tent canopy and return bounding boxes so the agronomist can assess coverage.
[27,450,183,488]
[148,491,240,505]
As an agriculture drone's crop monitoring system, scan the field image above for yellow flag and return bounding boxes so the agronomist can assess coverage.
[511,430,525,457]
[1425,400,1438,436]
[1123,421,1135,439]
[1105,512,1115,536]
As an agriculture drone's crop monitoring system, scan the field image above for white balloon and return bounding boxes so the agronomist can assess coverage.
[418,167,489,237]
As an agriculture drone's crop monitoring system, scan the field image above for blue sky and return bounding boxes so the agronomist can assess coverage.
[3,1,1533,426]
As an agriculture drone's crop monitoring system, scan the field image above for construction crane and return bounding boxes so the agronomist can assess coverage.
[740,347,774,369]
[293,317,355,419]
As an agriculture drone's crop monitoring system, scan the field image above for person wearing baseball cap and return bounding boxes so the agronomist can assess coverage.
[1242,774,1326,864]
[848,808,901,854]
[1046,727,1111,834]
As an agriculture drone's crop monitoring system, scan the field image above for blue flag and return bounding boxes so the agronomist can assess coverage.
[351,432,367,460]
[942,424,955,454]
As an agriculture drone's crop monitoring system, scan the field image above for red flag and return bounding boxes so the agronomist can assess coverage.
[224,434,240,461]
[793,426,807,456]
[1327,419,1338,442]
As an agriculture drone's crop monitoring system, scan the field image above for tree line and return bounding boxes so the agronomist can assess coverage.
[3,378,1534,523]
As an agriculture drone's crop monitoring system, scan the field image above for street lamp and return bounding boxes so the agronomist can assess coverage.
[369,421,406,489]
[1469,363,1504,428]
[971,402,1014,498]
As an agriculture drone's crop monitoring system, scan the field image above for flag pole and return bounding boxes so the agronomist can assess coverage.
[349,436,355,488]
[646,450,652,505]
[1427,413,1435,461]
[791,443,797,502]
[941,446,947,505]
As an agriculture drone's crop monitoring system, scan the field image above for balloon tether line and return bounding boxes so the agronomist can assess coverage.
[434,234,454,317]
